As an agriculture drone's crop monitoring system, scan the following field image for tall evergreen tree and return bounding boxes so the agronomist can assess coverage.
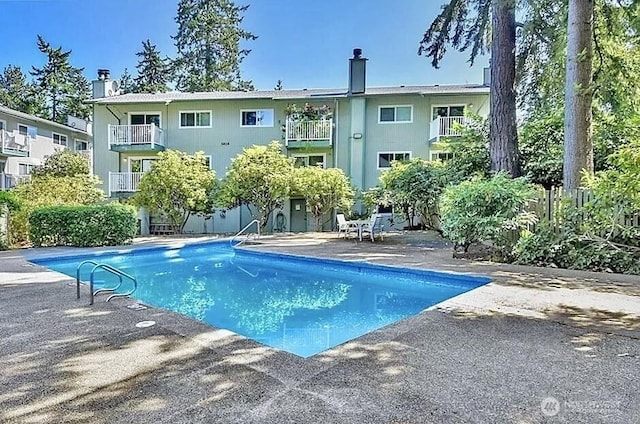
[133,40,171,93]
[119,68,134,94]
[63,68,91,120]
[173,0,257,92]
[0,65,45,114]
[29,35,86,123]
[419,0,521,177]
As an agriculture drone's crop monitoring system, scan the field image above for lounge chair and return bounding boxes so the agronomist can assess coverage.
[360,214,384,242]
[336,213,358,239]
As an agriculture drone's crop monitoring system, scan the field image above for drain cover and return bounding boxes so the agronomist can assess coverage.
[135,321,156,328]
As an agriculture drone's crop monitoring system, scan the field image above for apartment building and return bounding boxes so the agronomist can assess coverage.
[89,50,489,234]
[0,105,92,189]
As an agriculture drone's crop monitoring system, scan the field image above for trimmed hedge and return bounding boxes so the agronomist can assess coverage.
[29,204,137,247]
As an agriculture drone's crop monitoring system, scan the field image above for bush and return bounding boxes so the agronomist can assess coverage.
[439,173,539,254]
[29,204,137,247]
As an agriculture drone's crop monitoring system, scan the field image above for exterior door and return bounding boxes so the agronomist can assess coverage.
[290,199,307,232]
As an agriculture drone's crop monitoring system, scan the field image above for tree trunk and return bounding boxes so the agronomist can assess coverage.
[490,0,521,177]
[563,0,594,190]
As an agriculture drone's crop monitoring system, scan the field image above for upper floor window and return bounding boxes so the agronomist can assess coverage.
[0,120,5,131]
[378,152,411,169]
[130,113,161,127]
[241,109,274,127]
[75,139,89,151]
[18,124,28,136]
[18,124,37,139]
[52,132,68,147]
[379,105,413,123]
[433,105,465,119]
[179,111,211,128]
[130,158,156,173]
[293,154,325,168]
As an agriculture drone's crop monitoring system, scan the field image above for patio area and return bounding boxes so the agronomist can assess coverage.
[0,232,638,423]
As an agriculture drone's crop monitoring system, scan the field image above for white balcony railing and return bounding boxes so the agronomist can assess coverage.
[285,119,333,146]
[108,124,164,149]
[430,116,467,141]
[109,172,144,195]
[0,130,30,156]
[1,173,31,190]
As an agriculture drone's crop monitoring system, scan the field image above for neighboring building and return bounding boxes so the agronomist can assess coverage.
[0,106,92,190]
[89,50,489,235]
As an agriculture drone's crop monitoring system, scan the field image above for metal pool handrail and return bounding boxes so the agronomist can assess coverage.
[230,219,260,248]
[76,260,137,305]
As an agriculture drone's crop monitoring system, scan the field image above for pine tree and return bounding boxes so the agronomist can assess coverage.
[418,0,521,177]
[274,79,283,91]
[119,68,134,94]
[0,65,44,114]
[29,35,85,123]
[133,40,171,93]
[63,69,91,120]
[173,0,258,92]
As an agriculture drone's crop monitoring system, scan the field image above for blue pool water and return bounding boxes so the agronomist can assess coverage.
[31,241,490,357]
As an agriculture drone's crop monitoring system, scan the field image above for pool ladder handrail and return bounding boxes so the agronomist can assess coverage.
[76,260,138,305]
[230,219,261,248]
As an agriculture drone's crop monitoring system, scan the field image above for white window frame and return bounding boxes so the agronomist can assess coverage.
[203,155,213,169]
[52,132,68,147]
[17,123,28,136]
[0,119,6,131]
[18,162,35,175]
[292,153,327,168]
[127,156,158,173]
[378,105,413,124]
[128,111,162,127]
[430,150,454,162]
[377,151,412,170]
[75,139,89,151]
[431,104,466,121]
[240,109,275,127]
[178,110,212,129]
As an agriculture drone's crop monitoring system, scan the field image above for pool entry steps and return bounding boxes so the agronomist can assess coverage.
[76,260,138,305]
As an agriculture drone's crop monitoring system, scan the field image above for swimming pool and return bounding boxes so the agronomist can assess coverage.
[31,241,490,357]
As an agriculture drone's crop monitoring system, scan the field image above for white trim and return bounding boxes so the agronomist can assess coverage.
[378,105,413,124]
[128,111,162,127]
[74,138,89,150]
[17,123,28,135]
[51,131,68,147]
[430,104,466,122]
[203,155,213,169]
[291,153,327,168]
[0,119,6,131]
[178,110,212,129]
[240,108,275,127]
[376,151,412,169]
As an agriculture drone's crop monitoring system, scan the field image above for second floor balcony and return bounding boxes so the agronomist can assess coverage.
[1,130,30,157]
[1,173,31,190]
[108,124,165,153]
[108,172,144,196]
[285,119,333,149]
[429,116,468,142]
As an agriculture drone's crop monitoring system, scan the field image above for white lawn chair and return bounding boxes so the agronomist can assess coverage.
[360,214,384,242]
[336,213,358,239]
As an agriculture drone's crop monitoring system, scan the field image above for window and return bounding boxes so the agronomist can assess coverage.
[75,140,89,151]
[130,158,156,173]
[52,132,68,147]
[203,155,212,169]
[241,109,274,127]
[377,152,411,169]
[179,111,211,128]
[130,113,161,127]
[430,151,454,162]
[379,105,413,123]
[18,124,28,136]
[0,120,5,131]
[293,154,325,168]
[432,105,465,119]
[18,163,34,175]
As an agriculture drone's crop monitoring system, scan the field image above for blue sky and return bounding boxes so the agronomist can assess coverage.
[0,0,489,90]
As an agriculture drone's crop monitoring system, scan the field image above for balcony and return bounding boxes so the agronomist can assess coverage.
[1,130,30,157]
[429,116,468,141]
[1,173,30,190]
[109,172,144,195]
[108,124,165,152]
[285,119,333,149]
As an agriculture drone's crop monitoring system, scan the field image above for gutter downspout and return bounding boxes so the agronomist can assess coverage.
[105,104,121,124]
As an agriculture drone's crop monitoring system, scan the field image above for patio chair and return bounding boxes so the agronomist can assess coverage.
[336,213,358,239]
[360,214,384,242]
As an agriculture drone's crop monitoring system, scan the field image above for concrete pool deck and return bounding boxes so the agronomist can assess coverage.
[1,232,639,423]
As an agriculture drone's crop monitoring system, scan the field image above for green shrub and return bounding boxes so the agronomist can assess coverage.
[29,204,137,247]
[439,173,539,254]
